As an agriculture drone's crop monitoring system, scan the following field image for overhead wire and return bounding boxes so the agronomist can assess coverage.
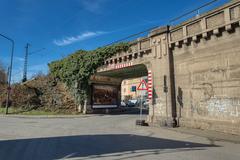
[104,0,221,46]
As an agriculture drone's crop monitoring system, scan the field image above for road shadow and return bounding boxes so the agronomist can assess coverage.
[0,134,218,160]
[111,107,148,115]
[92,107,148,115]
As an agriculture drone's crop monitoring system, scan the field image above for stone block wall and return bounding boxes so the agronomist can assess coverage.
[170,0,240,134]
[149,33,171,119]
[174,30,240,123]
[230,4,240,20]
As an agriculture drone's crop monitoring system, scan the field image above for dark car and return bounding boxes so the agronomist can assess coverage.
[127,100,138,107]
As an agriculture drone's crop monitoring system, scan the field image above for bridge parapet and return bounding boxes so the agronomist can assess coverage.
[98,26,170,73]
[169,0,240,49]
[98,37,152,72]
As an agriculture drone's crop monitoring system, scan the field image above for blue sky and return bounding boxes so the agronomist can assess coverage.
[0,0,230,83]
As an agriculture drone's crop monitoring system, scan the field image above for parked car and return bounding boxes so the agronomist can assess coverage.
[120,101,127,107]
[127,99,138,107]
[143,101,149,108]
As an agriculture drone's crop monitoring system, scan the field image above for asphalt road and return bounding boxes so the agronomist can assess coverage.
[0,113,240,160]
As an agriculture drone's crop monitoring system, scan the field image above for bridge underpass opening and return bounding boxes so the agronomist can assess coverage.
[90,64,149,113]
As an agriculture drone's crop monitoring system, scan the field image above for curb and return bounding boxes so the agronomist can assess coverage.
[0,114,93,119]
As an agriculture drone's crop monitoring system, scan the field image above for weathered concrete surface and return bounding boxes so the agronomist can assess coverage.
[91,0,240,135]
[171,0,240,135]
[0,115,240,160]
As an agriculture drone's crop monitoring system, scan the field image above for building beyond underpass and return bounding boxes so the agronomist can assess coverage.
[121,77,148,101]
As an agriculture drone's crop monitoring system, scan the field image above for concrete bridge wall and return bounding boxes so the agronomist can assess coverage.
[90,0,240,135]
[169,0,240,134]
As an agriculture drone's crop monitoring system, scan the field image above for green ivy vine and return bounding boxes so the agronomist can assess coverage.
[48,42,129,107]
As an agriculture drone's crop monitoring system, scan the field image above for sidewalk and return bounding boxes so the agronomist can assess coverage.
[167,126,240,144]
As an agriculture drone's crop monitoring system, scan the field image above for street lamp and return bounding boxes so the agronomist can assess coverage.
[0,33,15,114]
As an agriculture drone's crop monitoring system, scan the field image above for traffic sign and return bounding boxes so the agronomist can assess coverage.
[136,79,148,126]
[137,80,148,91]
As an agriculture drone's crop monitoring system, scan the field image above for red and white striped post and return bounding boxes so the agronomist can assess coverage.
[147,70,155,123]
[147,70,153,101]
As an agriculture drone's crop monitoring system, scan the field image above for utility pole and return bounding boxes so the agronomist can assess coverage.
[22,43,30,82]
[21,46,45,83]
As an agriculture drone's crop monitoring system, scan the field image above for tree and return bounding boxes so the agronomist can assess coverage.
[0,62,7,84]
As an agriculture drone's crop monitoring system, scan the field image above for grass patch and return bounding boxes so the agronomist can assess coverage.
[0,107,15,114]
[0,107,78,115]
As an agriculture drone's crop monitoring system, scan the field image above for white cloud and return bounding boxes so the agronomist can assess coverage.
[53,31,106,46]
[80,0,108,13]
[15,57,24,62]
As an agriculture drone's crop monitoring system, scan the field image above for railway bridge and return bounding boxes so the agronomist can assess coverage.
[83,0,240,135]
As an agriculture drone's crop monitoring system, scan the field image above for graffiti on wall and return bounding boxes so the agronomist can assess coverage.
[207,97,240,117]
[189,81,240,118]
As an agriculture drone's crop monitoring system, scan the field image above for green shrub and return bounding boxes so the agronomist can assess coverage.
[48,43,129,106]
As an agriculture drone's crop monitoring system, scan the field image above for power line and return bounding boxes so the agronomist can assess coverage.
[105,26,159,46]
[105,0,221,46]
[29,48,46,56]
[169,0,219,23]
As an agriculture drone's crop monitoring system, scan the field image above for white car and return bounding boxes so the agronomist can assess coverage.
[120,101,127,107]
